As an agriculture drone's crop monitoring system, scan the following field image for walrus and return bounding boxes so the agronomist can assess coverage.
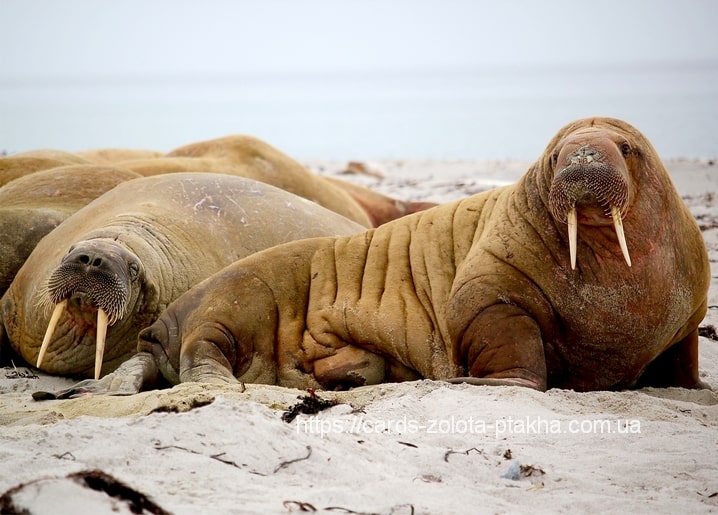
[0,164,142,296]
[0,149,91,186]
[113,135,437,227]
[40,117,710,398]
[114,135,374,227]
[75,147,164,164]
[323,176,439,227]
[0,173,364,380]
[3,138,434,228]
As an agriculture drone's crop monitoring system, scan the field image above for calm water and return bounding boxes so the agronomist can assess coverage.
[2,63,717,160]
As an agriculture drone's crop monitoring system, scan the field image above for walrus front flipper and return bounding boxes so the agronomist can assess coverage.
[450,302,549,392]
[445,377,544,389]
[32,352,160,400]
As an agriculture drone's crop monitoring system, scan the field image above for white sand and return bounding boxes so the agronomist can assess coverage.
[1,158,717,514]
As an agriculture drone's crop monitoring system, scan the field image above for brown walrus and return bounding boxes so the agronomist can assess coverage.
[41,117,710,398]
[323,175,439,227]
[0,173,364,380]
[10,136,434,228]
[0,149,91,186]
[75,147,164,164]
[112,134,435,227]
[115,135,373,227]
[0,165,142,296]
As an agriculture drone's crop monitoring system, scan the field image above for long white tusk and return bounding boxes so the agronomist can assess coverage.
[567,207,578,270]
[611,205,632,267]
[95,308,109,380]
[37,299,67,369]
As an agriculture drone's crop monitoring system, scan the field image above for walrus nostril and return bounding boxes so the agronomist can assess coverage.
[570,146,602,165]
[76,254,103,268]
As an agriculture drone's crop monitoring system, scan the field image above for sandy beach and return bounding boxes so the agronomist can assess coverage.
[1,157,717,514]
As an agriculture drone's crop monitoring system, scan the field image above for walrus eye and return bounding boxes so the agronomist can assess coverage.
[550,150,559,168]
[129,262,140,281]
[620,142,632,157]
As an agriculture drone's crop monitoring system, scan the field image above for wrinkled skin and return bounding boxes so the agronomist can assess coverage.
[43,118,710,398]
[0,173,364,379]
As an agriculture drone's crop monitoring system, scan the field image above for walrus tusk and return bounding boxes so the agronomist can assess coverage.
[567,206,630,269]
[611,205,632,267]
[37,299,67,369]
[568,207,578,269]
[37,302,111,378]
[95,308,109,380]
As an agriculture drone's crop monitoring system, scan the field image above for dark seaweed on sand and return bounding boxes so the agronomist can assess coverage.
[282,389,338,423]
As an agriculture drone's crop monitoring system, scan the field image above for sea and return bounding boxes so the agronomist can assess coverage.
[2,62,717,160]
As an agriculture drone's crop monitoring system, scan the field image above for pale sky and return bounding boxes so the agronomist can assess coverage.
[2,0,718,80]
[2,0,717,159]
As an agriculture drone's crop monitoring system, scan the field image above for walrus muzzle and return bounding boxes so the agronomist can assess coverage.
[548,148,631,269]
[37,245,135,379]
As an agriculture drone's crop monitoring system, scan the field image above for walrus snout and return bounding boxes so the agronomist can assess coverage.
[548,159,629,224]
[46,244,136,324]
[38,239,142,379]
[548,142,632,269]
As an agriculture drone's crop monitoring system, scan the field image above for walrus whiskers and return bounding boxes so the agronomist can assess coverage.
[550,157,632,270]
[36,299,67,369]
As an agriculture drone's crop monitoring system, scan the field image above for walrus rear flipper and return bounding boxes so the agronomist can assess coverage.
[32,352,160,400]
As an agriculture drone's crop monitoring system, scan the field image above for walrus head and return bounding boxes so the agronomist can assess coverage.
[547,127,636,269]
[37,239,143,379]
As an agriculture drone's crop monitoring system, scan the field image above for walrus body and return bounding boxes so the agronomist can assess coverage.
[0,165,141,296]
[113,135,434,227]
[0,150,91,186]
[44,118,710,397]
[116,135,374,227]
[0,173,364,378]
[75,148,164,164]
[323,176,439,227]
[5,135,433,230]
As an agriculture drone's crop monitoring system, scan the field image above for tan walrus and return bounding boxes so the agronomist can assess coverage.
[323,175,439,227]
[0,173,364,380]
[75,148,164,164]
[40,117,710,398]
[95,135,436,227]
[79,136,372,227]
[0,150,91,186]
